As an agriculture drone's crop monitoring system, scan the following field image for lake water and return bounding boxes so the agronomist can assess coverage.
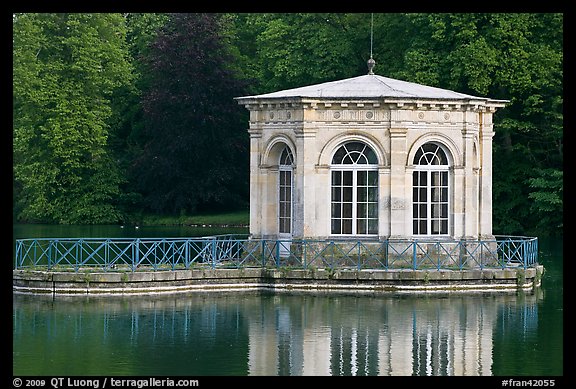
[12,225,563,377]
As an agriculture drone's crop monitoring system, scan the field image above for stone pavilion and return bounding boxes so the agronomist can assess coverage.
[235,62,507,242]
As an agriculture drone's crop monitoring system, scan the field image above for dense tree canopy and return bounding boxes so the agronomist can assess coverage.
[13,13,133,223]
[12,12,563,236]
[130,13,250,214]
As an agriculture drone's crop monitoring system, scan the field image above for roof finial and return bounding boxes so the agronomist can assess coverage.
[367,57,375,75]
[367,13,375,75]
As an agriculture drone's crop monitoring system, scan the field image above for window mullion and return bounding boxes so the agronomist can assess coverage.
[352,170,357,235]
[427,171,432,235]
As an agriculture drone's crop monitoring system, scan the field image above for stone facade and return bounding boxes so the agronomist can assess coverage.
[236,74,507,241]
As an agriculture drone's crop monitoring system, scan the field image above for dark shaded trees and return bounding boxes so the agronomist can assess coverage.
[130,13,251,215]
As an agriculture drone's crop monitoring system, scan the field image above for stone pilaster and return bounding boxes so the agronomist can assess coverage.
[248,128,262,238]
[389,127,408,239]
[295,123,318,239]
[462,123,478,240]
[479,112,495,239]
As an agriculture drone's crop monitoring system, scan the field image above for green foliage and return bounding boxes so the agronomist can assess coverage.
[382,13,563,236]
[13,13,134,223]
[527,169,563,234]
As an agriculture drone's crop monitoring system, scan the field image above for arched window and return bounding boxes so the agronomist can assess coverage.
[331,142,378,235]
[278,147,294,235]
[412,143,450,236]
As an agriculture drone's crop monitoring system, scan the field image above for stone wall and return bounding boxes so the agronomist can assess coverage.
[13,265,544,296]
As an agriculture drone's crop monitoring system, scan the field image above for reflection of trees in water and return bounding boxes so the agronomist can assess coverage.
[13,291,540,376]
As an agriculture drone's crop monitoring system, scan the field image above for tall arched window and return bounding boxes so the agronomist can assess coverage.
[331,141,378,235]
[278,146,294,235]
[412,143,450,236]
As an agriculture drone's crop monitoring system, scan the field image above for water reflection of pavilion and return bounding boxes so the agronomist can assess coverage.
[247,294,539,376]
[13,291,540,376]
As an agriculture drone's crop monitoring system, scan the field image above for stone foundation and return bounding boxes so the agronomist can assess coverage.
[12,265,544,296]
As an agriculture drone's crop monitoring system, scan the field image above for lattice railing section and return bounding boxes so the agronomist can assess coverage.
[15,235,538,272]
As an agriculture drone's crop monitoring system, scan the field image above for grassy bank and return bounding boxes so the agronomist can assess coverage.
[139,210,249,227]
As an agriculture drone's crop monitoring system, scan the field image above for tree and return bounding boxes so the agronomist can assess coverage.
[130,13,251,215]
[13,13,134,223]
[382,13,563,236]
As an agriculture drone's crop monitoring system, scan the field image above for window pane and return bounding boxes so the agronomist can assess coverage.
[343,203,352,218]
[280,147,293,166]
[357,203,367,217]
[368,203,378,218]
[368,171,378,186]
[441,171,448,186]
[441,220,448,234]
[419,220,427,234]
[368,219,378,234]
[342,219,352,234]
[368,187,378,202]
[343,171,353,186]
[432,187,440,202]
[420,204,427,217]
[432,220,440,234]
[357,171,367,185]
[358,187,367,202]
[366,150,378,164]
[414,148,424,165]
[357,219,366,234]
[331,203,341,218]
[332,171,341,184]
[432,204,440,217]
[332,148,347,164]
[343,187,353,202]
[343,155,354,164]
[331,219,341,234]
[419,188,427,201]
[421,172,427,185]
[332,187,341,202]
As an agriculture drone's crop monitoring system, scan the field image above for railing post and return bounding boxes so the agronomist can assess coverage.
[523,240,527,269]
[384,240,389,270]
[48,240,53,270]
[276,240,280,268]
[412,240,417,270]
[261,240,265,268]
[185,239,190,269]
[357,242,361,271]
[303,240,307,269]
[133,239,140,272]
[34,240,39,267]
[212,238,217,269]
[14,241,19,270]
[75,239,81,272]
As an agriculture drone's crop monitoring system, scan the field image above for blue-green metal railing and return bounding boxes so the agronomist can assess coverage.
[14,235,538,272]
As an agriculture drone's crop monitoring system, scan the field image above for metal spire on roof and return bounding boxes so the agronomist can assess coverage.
[367,13,375,75]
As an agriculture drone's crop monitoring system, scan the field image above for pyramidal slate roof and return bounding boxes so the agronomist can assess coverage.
[236,74,507,105]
